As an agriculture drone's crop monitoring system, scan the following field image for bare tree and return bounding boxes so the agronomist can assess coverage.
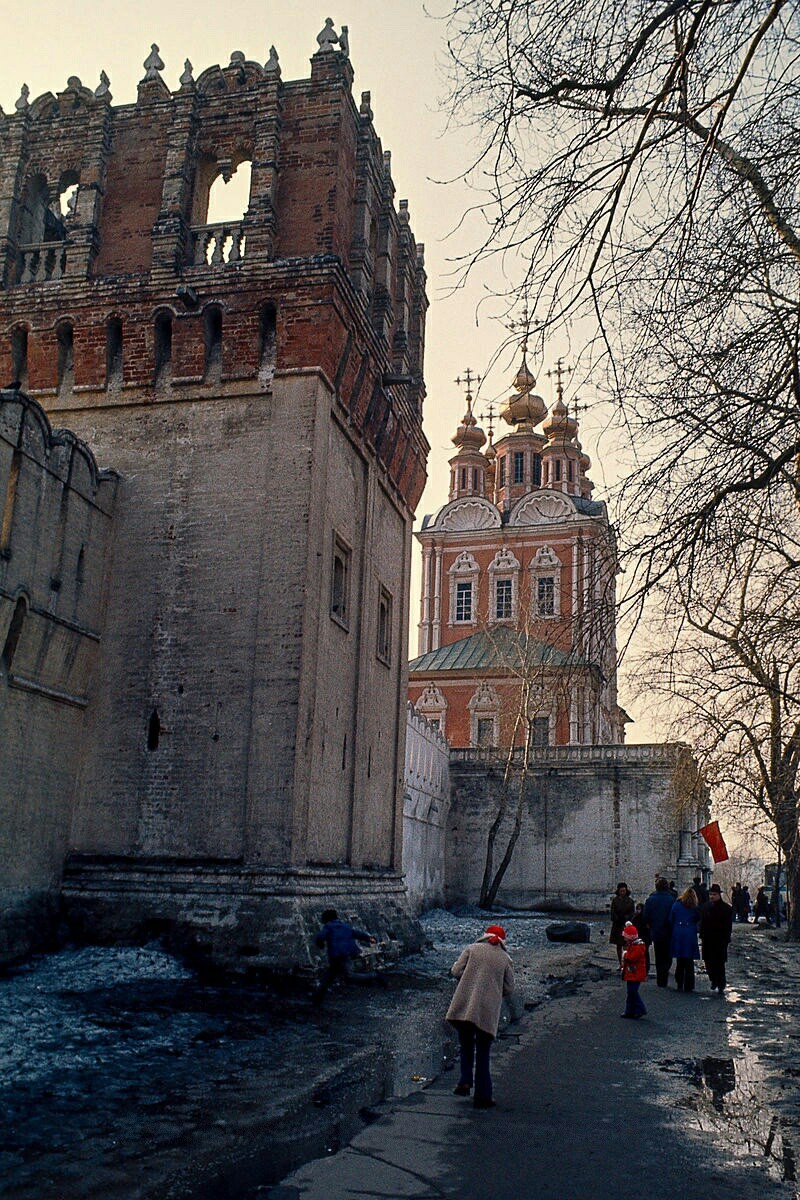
[633,492,800,936]
[440,0,800,597]
[441,0,800,935]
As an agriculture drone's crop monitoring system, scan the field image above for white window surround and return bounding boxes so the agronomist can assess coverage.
[448,551,479,626]
[487,547,521,624]
[416,684,448,738]
[529,545,562,618]
[468,682,501,748]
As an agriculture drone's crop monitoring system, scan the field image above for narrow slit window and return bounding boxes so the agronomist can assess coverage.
[204,306,223,382]
[11,328,28,389]
[331,535,351,628]
[377,587,392,664]
[2,597,26,675]
[56,322,74,392]
[147,708,161,751]
[106,318,123,387]
[513,450,524,484]
[259,303,277,384]
[154,312,173,383]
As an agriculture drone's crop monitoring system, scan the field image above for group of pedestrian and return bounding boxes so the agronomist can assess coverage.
[730,882,752,923]
[610,876,734,1015]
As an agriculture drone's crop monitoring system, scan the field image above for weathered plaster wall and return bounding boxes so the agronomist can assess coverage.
[402,703,450,911]
[446,745,708,910]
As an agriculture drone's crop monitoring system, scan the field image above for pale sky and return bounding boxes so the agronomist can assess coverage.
[1,1,655,739]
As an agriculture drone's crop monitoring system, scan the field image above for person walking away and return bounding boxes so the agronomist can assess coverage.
[643,877,675,987]
[632,902,651,975]
[312,908,376,1005]
[699,884,734,992]
[670,887,701,992]
[620,922,647,1018]
[753,886,773,926]
[446,924,515,1109]
[693,874,709,904]
[609,882,635,966]
[740,885,752,923]
[731,883,743,921]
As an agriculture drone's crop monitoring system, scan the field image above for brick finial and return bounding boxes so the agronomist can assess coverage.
[15,84,29,112]
[142,44,165,82]
[264,46,281,76]
[94,71,111,99]
[316,18,339,53]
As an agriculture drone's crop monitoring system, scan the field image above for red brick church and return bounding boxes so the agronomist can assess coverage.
[408,354,628,749]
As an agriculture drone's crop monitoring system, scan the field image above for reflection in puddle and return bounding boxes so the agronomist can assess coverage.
[658,1053,797,1191]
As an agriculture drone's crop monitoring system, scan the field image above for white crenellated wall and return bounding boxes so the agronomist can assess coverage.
[402,703,450,912]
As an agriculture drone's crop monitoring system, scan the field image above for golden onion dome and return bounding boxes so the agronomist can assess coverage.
[500,352,546,428]
[451,399,486,452]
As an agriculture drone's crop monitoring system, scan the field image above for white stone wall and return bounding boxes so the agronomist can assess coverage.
[446,745,703,910]
[402,703,450,912]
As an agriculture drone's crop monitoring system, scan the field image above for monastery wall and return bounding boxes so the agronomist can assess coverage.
[446,745,709,910]
[402,703,451,912]
[0,390,116,962]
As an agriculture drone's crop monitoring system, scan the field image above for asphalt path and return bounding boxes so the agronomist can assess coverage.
[272,927,798,1199]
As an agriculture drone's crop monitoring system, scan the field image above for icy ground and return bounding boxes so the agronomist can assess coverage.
[0,908,598,1199]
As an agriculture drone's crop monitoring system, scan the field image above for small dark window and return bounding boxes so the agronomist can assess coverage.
[513,451,524,484]
[147,708,161,751]
[56,321,74,392]
[154,312,173,383]
[537,576,555,616]
[11,328,28,389]
[495,578,512,620]
[331,535,351,627]
[204,306,223,382]
[498,457,506,487]
[532,453,542,486]
[460,466,468,489]
[568,460,574,482]
[2,596,26,675]
[377,587,392,664]
[106,318,123,387]
[473,468,480,491]
[259,303,277,383]
[455,580,473,622]
[554,460,562,482]
[476,717,495,748]
[531,716,549,747]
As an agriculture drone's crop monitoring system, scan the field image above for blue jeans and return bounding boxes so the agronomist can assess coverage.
[625,981,646,1017]
[455,1021,494,1100]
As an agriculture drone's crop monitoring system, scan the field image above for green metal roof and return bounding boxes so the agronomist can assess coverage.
[408,628,584,673]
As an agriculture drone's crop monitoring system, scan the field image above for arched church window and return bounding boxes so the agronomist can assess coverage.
[191,156,251,264]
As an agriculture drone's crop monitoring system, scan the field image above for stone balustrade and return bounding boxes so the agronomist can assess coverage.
[17,241,69,283]
[450,742,687,766]
[191,222,246,266]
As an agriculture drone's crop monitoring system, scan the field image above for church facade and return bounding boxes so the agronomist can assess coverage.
[409,357,627,750]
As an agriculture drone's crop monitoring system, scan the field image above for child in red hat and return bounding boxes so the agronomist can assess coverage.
[620,922,647,1019]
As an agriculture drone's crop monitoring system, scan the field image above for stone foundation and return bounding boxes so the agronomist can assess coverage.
[61,857,424,975]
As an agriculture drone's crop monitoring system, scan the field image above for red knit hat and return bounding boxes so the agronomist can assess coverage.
[485,925,507,944]
[621,923,638,940]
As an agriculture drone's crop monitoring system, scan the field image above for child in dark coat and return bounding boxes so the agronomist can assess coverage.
[312,908,376,1005]
[620,922,647,1019]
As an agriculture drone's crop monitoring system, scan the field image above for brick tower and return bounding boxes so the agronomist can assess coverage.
[408,353,626,749]
[0,26,428,966]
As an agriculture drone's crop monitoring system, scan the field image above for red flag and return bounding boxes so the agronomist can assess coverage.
[699,821,729,864]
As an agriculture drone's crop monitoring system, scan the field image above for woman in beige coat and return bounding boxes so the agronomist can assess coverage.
[446,924,515,1108]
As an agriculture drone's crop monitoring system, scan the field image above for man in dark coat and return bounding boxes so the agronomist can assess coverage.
[643,877,675,987]
[699,884,734,992]
[693,874,709,904]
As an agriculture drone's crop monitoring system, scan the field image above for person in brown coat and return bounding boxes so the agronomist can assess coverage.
[446,924,515,1109]
[609,882,635,965]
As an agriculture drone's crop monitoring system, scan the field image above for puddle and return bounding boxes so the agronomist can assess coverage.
[657,1051,797,1190]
